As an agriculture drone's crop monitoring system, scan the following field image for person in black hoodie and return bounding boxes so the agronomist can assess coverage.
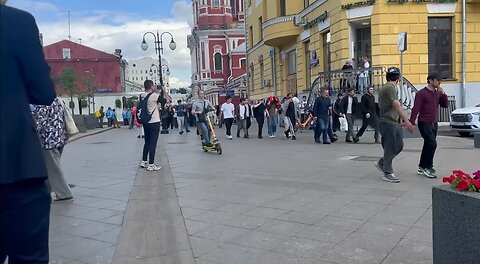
[355,86,379,143]
[332,93,344,134]
[342,89,358,142]
[253,99,266,138]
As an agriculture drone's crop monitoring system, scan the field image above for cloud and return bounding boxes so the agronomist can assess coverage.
[29,1,194,88]
[168,77,191,88]
[171,1,193,27]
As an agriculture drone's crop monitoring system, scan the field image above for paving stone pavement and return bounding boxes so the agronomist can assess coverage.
[47,123,477,264]
[163,123,477,264]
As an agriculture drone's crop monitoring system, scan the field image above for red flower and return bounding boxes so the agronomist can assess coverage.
[453,170,469,179]
[471,179,480,189]
[442,175,456,183]
[473,170,480,179]
[456,179,470,192]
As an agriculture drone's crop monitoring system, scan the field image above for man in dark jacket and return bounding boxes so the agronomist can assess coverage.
[342,89,358,142]
[313,89,337,144]
[332,93,344,134]
[253,99,266,138]
[355,86,379,143]
[1,2,57,263]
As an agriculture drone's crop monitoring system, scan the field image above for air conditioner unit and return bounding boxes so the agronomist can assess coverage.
[263,79,271,87]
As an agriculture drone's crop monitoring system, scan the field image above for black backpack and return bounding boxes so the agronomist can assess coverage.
[136,93,155,124]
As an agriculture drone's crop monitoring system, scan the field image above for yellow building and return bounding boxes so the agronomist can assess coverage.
[246,0,480,107]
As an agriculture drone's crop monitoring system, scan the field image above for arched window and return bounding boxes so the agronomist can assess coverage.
[214,53,222,71]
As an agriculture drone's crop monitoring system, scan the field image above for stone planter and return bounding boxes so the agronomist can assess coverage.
[432,185,480,264]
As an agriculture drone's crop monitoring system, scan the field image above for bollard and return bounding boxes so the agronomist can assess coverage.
[474,132,480,148]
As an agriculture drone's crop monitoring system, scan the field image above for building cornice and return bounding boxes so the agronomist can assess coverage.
[298,0,328,18]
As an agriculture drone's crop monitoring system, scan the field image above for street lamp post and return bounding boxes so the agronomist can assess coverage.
[141,31,176,135]
[140,31,176,87]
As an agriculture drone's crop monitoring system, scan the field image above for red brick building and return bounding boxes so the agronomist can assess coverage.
[187,0,247,105]
[43,40,123,95]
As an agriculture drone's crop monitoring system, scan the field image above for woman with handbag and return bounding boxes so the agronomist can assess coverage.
[31,98,74,201]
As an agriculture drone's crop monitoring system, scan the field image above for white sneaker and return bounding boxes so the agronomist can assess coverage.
[139,161,148,168]
[271,134,276,138]
[146,164,162,171]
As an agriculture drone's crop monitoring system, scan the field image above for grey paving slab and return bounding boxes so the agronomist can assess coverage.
[47,123,478,263]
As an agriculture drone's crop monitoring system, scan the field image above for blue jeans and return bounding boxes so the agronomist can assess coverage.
[315,116,329,142]
[358,76,368,93]
[267,116,277,136]
[197,121,210,144]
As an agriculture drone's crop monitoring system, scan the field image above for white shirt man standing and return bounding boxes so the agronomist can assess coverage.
[220,96,235,139]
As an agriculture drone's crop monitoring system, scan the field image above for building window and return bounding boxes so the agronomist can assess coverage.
[141,77,143,80]
[140,70,143,74]
[212,0,220,6]
[230,0,236,14]
[428,17,452,79]
[249,25,254,47]
[62,48,71,59]
[287,51,296,75]
[304,41,311,90]
[304,0,309,8]
[279,0,286,16]
[240,58,247,68]
[258,17,262,42]
[136,77,138,81]
[260,61,264,88]
[249,65,254,91]
[214,53,222,71]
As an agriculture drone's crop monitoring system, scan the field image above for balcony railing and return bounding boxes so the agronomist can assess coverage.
[262,15,295,30]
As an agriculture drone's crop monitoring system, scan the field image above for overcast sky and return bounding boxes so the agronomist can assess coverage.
[9,0,194,88]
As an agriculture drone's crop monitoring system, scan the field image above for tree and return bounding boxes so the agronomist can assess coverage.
[80,73,97,114]
[54,67,77,114]
[178,87,188,94]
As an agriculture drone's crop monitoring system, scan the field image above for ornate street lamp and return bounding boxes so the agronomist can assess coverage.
[140,31,176,87]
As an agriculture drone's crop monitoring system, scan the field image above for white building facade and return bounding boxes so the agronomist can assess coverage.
[126,57,171,94]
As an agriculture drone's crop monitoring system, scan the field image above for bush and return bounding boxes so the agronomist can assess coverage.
[115,99,122,108]
[69,100,75,109]
[80,99,88,108]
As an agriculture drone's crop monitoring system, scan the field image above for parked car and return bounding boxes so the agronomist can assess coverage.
[450,103,480,137]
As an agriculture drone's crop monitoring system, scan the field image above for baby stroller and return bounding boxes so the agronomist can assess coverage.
[202,115,222,155]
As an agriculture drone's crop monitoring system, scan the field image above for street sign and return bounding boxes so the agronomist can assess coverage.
[398,32,407,52]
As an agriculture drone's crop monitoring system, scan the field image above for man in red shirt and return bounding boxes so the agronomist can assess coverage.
[409,73,449,178]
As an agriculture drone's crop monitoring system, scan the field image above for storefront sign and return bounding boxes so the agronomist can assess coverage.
[341,0,376,10]
[303,11,328,30]
[96,88,112,93]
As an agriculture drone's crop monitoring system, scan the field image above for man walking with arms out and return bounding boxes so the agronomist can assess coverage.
[376,67,414,183]
[410,73,449,178]
[139,80,167,171]
[355,86,379,143]
[220,96,235,140]
[1,0,57,262]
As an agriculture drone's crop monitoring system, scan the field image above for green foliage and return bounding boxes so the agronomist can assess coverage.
[178,88,188,94]
[80,99,88,108]
[115,99,122,108]
[68,100,75,109]
[55,67,77,96]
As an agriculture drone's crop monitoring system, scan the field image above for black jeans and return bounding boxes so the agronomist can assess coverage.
[142,122,160,164]
[378,121,404,174]
[418,121,438,169]
[332,115,340,133]
[225,118,234,136]
[356,115,379,141]
[257,117,264,137]
[0,179,51,264]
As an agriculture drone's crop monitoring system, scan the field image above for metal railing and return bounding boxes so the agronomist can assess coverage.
[305,67,420,111]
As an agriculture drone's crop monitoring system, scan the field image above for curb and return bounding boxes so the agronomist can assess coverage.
[68,127,115,143]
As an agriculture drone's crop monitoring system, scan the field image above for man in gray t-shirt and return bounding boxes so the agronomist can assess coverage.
[192,90,214,146]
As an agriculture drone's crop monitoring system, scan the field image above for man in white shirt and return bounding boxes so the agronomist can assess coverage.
[358,56,370,94]
[342,89,358,143]
[139,80,167,171]
[220,96,235,139]
[235,98,250,138]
